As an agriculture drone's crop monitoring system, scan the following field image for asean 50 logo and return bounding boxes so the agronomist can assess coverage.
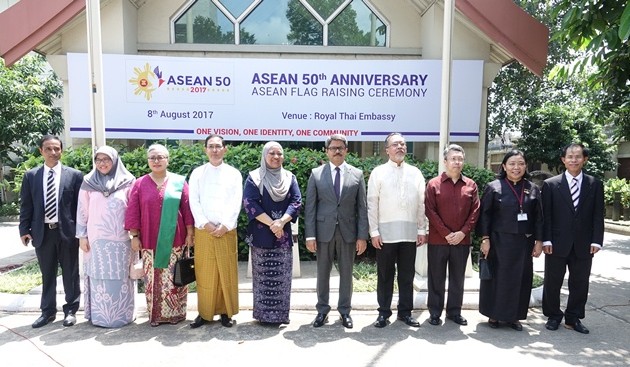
[128,63,165,101]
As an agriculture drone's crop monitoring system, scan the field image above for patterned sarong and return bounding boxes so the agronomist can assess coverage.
[251,246,292,324]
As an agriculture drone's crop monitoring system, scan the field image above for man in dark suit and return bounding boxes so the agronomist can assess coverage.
[541,143,604,334]
[305,134,368,329]
[19,135,84,328]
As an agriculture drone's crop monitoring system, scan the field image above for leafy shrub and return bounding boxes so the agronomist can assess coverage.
[13,142,496,261]
[0,202,19,216]
[604,177,628,206]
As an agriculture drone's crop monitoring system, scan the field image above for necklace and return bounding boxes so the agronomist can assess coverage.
[150,173,166,190]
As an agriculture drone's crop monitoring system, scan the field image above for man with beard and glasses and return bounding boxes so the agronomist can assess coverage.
[367,133,427,328]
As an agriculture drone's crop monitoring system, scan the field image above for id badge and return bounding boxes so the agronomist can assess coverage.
[517,213,528,221]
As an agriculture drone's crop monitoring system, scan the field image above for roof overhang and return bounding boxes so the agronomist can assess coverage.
[0,0,85,66]
[0,0,548,76]
[456,0,548,76]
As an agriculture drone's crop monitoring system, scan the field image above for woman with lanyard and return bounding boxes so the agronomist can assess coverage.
[476,149,543,331]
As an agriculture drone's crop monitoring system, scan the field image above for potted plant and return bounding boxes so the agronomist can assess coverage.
[621,184,630,221]
[604,179,614,218]
[605,178,627,220]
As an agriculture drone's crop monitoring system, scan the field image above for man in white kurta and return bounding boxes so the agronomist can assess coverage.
[188,135,243,328]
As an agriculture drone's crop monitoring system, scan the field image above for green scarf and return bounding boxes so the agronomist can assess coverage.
[154,174,185,268]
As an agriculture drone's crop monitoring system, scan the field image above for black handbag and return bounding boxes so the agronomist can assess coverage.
[173,245,195,286]
[478,257,492,280]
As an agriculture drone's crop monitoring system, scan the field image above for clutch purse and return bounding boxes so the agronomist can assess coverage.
[173,245,195,287]
[478,257,492,280]
[129,251,144,280]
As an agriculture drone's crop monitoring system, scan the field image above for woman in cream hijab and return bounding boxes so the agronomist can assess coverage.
[242,141,302,325]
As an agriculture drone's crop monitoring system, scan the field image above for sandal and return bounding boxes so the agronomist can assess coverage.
[488,319,499,328]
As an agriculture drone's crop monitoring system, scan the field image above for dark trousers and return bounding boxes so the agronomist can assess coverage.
[542,248,593,324]
[376,241,417,318]
[426,244,470,317]
[315,226,356,315]
[35,227,80,316]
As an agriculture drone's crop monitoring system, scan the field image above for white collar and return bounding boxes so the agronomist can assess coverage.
[564,170,583,183]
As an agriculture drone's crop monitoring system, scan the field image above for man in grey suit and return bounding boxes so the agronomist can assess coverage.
[19,135,84,328]
[305,134,368,329]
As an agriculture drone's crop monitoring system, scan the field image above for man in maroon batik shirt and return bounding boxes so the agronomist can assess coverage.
[424,144,480,326]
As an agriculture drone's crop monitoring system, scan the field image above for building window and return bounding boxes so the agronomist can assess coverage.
[173,0,387,46]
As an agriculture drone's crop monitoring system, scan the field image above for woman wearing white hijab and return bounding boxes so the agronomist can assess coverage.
[76,146,136,327]
[243,141,302,325]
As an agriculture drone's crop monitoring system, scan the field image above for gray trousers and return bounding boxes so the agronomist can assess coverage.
[315,225,356,315]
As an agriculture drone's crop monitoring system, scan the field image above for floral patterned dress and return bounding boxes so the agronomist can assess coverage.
[77,187,136,328]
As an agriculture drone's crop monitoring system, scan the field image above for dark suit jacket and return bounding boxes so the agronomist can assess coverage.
[541,172,604,259]
[19,164,84,248]
[305,163,369,243]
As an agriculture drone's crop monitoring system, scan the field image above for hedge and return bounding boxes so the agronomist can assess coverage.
[13,142,496,261]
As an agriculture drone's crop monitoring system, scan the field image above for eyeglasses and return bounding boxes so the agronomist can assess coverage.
[387,142,406,148]
[267,152,283,157]
[148,155,167,162]
[327,146,346,152]
[207,145,223,150]
[447,157,465,163]
[94,158,112,164]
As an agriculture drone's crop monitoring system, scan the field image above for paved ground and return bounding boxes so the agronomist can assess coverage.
[0,221,629,367]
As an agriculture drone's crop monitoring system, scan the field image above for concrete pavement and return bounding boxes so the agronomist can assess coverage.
[0,221,629,367]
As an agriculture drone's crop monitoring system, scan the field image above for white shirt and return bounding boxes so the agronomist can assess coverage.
[43,163,61,223]
[367,160,426,242]
[188,162,243,230]
[565,171,583,200]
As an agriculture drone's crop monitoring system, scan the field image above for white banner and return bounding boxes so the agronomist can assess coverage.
[67,54,483,142]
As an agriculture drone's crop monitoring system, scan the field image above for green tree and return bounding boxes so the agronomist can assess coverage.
[519,103,616,178]
[488,0,616,176]
[550,0,630,142]
[0,54,63,165]
[487,0,577,140]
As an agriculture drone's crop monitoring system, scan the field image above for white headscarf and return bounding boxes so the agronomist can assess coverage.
[249,141,291,202]
[81,145,135,196]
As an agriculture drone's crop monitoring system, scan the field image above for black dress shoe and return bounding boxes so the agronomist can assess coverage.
[397,315,420,327]
[428,316,441,326]
[510,321,523,331]
[189,315,206,328]
[373,315,390,328]
[340,314,353,329]
[488,319,499,329]
[32,314,56,328]
[63,313,76,327]
[312,313,328,327]
[446,314,468,326]
[565,320,589,334]
[545,319,560,331]
[220,314,234,328]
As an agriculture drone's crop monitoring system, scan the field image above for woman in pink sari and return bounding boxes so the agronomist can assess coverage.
[125,144,194,326]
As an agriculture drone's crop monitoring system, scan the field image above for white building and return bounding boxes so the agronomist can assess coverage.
[0,0,548,167]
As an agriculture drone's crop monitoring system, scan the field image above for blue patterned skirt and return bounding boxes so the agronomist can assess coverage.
[251,246,292,324]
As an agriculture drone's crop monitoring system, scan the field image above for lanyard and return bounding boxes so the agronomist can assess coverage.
[505,178,525,213]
